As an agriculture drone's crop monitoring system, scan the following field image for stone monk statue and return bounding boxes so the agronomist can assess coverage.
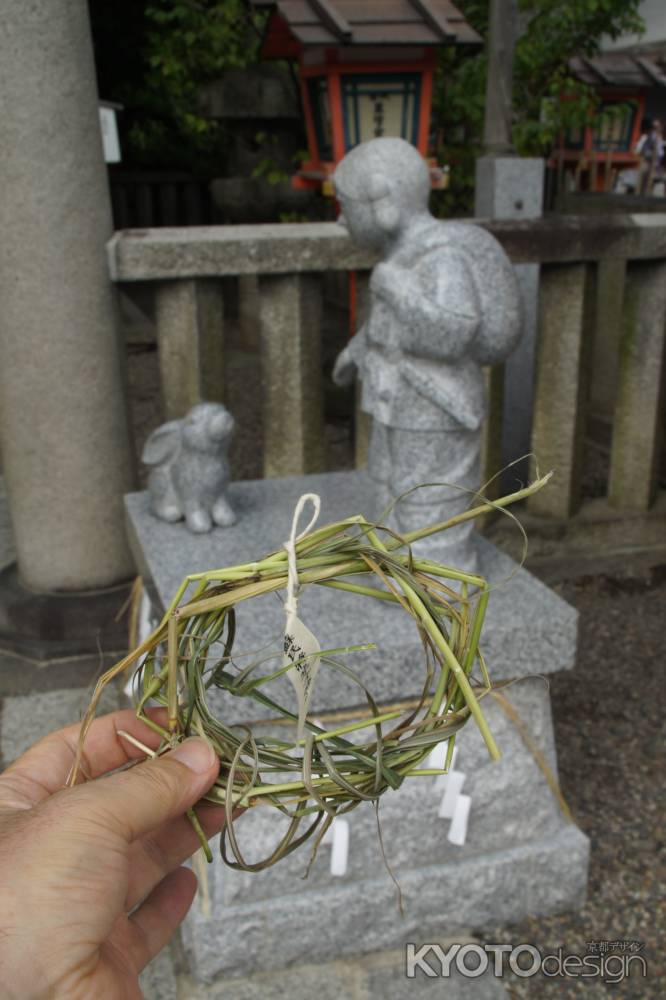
[332,138,522,570]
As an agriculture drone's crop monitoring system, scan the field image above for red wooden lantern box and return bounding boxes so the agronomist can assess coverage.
[251,0,480,190]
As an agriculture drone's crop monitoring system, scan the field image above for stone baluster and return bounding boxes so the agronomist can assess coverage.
[590,259,627,429]
[258,274,325,477]
[353,271,372,470]
[238,275,261,352]
[608,261,666,510]
[528,263,595,519]
[481,365,505,499]
[154,279,225,420]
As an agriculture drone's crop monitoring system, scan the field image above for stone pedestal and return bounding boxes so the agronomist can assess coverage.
[0,0,134,593]
[0,564,133,661]
[475,157,544,487]
[125,470,588,984]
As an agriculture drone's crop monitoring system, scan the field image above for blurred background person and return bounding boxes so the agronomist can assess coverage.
[635,117,664,194]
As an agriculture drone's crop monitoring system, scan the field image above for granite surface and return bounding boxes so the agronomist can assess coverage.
[182,944,510,999]
[181,679,575,908]
[176,676,588,982]
[331,138,522,572]
[475,157,545,221]
[0,0,135,591]
[125,469,578,722]
[0,478,14,573]
[0,686,120,764]
[474,156,544,485]
[188,946,510,999]
[126,469,586,982]
[182,824,588,982]
[143,402,236,533]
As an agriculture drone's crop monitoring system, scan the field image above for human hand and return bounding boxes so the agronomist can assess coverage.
[0,708,223,999]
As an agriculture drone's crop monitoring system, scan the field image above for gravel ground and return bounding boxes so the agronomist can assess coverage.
[483,567,665,998]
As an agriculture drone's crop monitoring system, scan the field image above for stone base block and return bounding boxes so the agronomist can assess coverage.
[185,679,568,904]
[181,944,510,999]
[177,678,588,981]
[123,469,587,983]
[183,824,588,982]
[475,156,545,220]
[125,470,578,714]
[0,685,120,764]
[0,562,133,661]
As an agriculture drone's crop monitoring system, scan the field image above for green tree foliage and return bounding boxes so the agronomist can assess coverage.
[89,0,266,171]
[433,0,644,216]
[91,0,644,201]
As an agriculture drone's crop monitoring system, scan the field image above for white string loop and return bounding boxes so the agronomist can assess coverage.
[283,493,321,617]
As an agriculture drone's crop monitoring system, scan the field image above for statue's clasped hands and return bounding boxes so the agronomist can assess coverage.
[369,260,405,301]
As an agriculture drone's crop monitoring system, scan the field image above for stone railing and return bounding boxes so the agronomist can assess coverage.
[108,214,666,522]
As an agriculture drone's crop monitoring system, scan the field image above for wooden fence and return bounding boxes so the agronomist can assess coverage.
[109,171,215,229]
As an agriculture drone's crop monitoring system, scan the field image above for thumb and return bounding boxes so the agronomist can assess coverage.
[71,737,219,844]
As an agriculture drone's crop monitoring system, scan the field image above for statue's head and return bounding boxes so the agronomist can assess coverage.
[333,138,431,251]
[182,402,234,452]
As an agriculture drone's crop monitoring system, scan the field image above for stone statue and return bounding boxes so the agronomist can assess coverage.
[332,138,522,570]
[142,402,236,533]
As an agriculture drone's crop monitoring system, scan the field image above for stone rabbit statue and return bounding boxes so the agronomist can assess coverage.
[142,402,236,533]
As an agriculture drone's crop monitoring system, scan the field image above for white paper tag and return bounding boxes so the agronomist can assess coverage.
[99,105,121,163]
[438,769,466,819]
[323,817,350,877]
[283,612,321,740]
[448,793,471,846]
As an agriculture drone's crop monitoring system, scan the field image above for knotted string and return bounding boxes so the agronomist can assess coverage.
[283,493,321,618]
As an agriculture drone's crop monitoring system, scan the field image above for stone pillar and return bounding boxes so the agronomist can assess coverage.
[353,271,372,470]
[258,274,325,478]
[154,279,225,420]
[0,0,135,591]
[475,156,545,487]
[480,365,505,499]
[528,263,594,519]
[238,275,261,352]
[483,0,520,155]
[608,261,666,511]
[590,259,627,425]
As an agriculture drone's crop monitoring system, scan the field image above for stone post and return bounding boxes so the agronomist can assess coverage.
[480,365,505,499]
[154,279,226,420]
[238,275,261,352]
[258,274,325,478]
[483,0,520,155]
[476,0,544,488]
[0,0,135,592]
[475,157,545,486]
[353,271,372,469]
[528,263,594,519]
[608,261,666,510]
[590,259,627,427]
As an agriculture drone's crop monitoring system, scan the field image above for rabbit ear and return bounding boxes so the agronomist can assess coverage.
[142,421,182,466]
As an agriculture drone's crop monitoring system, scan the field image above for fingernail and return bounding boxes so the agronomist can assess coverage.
[171,738,216,774]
